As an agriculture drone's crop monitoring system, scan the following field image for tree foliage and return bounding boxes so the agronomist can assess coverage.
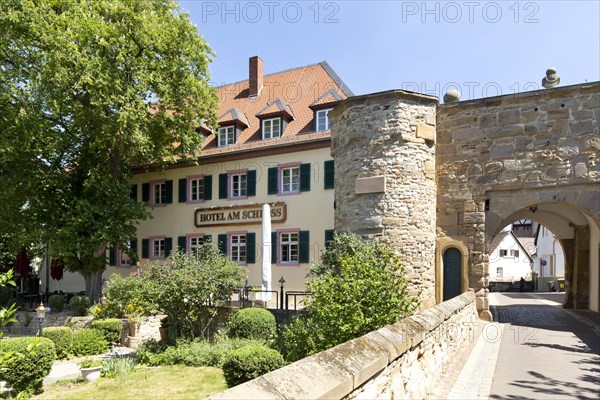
[284,233,419,361]
[0,0,218,300]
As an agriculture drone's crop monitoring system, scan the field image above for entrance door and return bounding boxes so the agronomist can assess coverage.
[443,247,462,301]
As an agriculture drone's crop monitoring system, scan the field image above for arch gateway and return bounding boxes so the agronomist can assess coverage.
[329,82,599,319]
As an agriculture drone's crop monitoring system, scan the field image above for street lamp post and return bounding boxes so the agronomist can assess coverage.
[35,302,46,336]
[278,276,286,310]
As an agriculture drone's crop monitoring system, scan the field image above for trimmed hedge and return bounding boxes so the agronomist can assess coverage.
[222,344,284,387]
[91,318,123,344]
[42,326,73,359]
[228,308,276,341]
[48,294,64,312]
[69,295,91,316]
[72,328,109,356]
[0,337,56,395]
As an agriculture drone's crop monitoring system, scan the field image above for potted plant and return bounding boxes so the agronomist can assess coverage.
[78,357,102,382]
[127,313,141,337]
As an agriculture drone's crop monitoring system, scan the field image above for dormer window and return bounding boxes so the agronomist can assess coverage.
[262,117,281,140]
[218,125,235,146]
[315,108,332,131]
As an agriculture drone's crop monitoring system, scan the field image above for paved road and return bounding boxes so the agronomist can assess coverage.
[489,292,600,400]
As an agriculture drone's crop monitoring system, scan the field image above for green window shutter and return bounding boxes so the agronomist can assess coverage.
[204,175,213,200]
[271,232,277,263]
[141,239,149,259]
[130,239,138,264]
[218,234,228,255]
[165,180,173,204]
[179,178,187,203]
[108,246,117,266]
[268,167,278,194]
[219,173,228,199]
[300,163,311,192]
[324,229,335,249]
[204,234,212,243]
[247,170,257,197]
[130,184,138,201]
[142,183,150,202]
[178,236,187,253]
[324,160,334,189]
[246,233,256,263]
[299,231,310,263]
[165,237,173,257]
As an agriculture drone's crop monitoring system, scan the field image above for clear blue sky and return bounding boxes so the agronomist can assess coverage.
[181,1,600,100]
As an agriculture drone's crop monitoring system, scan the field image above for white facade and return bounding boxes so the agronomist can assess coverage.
[533,225,565,279]
[489,231,533,282]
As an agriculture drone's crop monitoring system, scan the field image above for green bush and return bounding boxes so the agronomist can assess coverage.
[69,295,91,316]
[0,337,56,395]
[222,344,284,387]
[136,337,265,368]
[284,233,418,361]
[48,294,65,312]
[228,308,276,341]
[42,326,73,359]
[91,318,123,344]
[72,328,109,356]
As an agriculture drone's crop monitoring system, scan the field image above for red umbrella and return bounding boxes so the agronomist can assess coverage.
[51,259,65,281]
[14,248,30,277]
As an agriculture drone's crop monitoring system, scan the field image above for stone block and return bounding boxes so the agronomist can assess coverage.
[463,212,484,224]
[490,144,515,160]
[425,113,436,126]
[478,113,496,129]
[375,325,412,356]
[570,120,593,135]
[416,123,435,142]
[355,176,386,194]
[424,161,436,179]
[454,128,483,142]
[497,109,521,125]
[208,377,284,400]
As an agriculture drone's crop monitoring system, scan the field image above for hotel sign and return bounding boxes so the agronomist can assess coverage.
[194,202,287,227]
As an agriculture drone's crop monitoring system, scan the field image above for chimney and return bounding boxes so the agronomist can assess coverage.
[249,56,263,97]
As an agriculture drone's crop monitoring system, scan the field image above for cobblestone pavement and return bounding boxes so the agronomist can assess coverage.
[489,292,600,400]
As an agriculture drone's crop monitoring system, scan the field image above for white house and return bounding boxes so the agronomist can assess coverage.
[533,225,565,291]
[489,230,534,282]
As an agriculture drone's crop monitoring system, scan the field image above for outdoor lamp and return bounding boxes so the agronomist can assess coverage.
[36,302,46,335]
[100,293,107,320]
[278,276,286,310]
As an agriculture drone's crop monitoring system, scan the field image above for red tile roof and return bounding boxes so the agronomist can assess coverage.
[201,61,353,155]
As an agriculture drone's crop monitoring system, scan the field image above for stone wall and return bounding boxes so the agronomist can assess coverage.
[329,90,439,307]
[437,82,600,315]
[209,290,478,400]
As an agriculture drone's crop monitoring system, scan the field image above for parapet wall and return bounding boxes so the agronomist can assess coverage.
[209,290,479,400]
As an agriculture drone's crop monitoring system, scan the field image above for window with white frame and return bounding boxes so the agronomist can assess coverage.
[119,249,129,266]
[152,238,165,258]
[153,182,166,205]
[230,234,246,263]
[510,249,519,258]
[189,236,204,257]
[496,267,503,279]
[315,108,332,131]
[262,118,281,139]
[281,166,300,193]
[499,249,508,257]
[280,232,299,263]
[218,126,235,146]
[230,173,247,198]
[189,177,204,201]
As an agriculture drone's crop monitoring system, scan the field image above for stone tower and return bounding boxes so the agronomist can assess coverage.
[329,90,438,308]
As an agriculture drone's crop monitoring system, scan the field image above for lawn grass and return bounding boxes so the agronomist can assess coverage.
[33,366,227,400]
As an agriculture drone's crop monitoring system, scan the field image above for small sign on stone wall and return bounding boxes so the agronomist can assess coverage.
[355,176,386,194]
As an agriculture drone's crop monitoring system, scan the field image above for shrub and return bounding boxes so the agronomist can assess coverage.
[0,337,56,395]
[42,326,73,359]
[101,356,137,378]
[228,308,276,341]
[48,294,65,312]
[69,295,91,316]
[284,233,419,361]
[222,344,284,387]
[91,318,123,344]
[72,328,109,356]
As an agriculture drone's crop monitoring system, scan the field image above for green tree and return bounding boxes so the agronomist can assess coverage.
[0,0,218,300]
[284,233,419,361]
